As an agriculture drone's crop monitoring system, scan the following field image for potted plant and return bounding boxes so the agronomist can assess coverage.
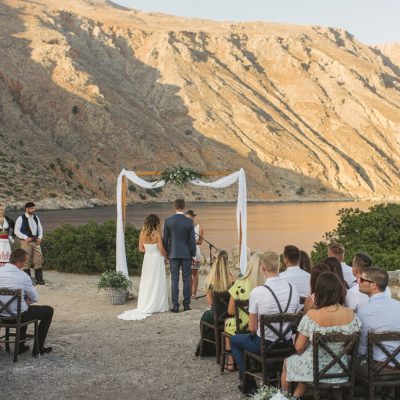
[97,270,132,305]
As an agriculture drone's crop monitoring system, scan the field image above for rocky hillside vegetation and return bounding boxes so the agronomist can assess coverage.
[1,0,400,208]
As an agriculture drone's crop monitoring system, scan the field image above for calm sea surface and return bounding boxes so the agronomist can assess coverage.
[9,201,379,254]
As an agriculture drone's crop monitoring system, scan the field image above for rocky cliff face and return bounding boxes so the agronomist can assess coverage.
[1,0,400,209]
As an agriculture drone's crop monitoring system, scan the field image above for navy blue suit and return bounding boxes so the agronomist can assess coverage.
[163,213,196,308]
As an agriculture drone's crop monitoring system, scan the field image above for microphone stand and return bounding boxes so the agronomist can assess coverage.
[195,232,218,266]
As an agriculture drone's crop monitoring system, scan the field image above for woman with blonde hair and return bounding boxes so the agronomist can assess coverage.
[197,250,236,357]
[223,252,264,371]
[118,214,169,321]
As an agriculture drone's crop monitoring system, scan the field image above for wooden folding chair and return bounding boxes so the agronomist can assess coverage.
[220,299,249,373]
[309,332,360,400]
[199,291,230,363]
[357,331,400,400]
[243,312,303,388]
[0,288,39,362]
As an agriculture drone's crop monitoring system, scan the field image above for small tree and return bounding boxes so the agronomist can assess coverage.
[311,203,400,271]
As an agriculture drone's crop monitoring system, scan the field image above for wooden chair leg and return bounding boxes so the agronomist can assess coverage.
[14,326,20,362]
[199,323,205,358]
[220,332,225,373]
[347,384,354,400]
[34,320,40,356]
[242,352,248,388]
[215,328,221,364]
[368,382,375,400]
[5,327,10,353]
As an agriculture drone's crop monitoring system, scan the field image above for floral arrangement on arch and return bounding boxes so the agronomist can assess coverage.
[159,166,204,187]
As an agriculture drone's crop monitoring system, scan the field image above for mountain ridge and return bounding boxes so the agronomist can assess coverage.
[0,0,399,209]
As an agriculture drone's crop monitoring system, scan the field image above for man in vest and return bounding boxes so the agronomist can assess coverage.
[14,202,45,285]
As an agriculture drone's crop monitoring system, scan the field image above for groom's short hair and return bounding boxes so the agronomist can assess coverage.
[174,199,185,210]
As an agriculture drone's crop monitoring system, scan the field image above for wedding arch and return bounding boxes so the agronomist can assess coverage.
[116,168,247,276]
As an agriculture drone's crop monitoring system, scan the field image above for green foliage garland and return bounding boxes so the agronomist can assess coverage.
[160,166,203,186]
[311,203,400,271]
[42,220,143,275]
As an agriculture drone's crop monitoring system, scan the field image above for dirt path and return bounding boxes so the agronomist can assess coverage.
[0,271,243,400]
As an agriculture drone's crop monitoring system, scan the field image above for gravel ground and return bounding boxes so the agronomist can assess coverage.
[0,271,244,400]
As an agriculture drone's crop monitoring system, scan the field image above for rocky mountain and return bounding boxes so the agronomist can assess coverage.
[1,0,400,209]
[376,42,400,67]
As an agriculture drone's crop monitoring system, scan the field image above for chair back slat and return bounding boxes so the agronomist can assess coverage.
[259,313,302,356]
[212,291,230,324]
[0,288,22,321]
[234,299,249,334]
[313,332,359,384]
[368,331,400,377]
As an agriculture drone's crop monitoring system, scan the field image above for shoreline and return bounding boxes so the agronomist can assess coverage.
[5,197,396,212]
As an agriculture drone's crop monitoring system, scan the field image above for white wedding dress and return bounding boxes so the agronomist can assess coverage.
[118,243,169,320]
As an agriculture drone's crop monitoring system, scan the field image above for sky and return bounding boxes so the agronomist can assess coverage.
[113,0,400,45]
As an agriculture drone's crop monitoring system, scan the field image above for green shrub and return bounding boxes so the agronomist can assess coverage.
[97,271,132,290]
[311,203,400,271]
[42,220,143,275]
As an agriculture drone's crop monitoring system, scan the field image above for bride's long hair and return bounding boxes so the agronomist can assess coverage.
[141,214,161,241]
[204,250,234,293]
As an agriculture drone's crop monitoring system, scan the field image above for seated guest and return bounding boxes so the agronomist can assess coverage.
[0,249,53,356]
[357,267,400,366]
[299,250,311,273]
[224,252,264,371]
[197,250,235,357]
[280,245,310,297]
[303,263,330,313]
[327,241,356,288]
[281,272,361,397]
[231,251,299,394]
[346,253,391,311]
[323,256,349,289]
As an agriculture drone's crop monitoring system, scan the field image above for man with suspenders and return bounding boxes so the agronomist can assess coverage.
[231,251,300,394]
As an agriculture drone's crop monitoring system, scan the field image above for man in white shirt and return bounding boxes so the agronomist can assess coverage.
[357,267,400,366]
[327,241,356,288]
[346,252,391,311]
[280,245,310,298]
[231,251,299,394]
[0,249,53,356]
[14,202,45,285]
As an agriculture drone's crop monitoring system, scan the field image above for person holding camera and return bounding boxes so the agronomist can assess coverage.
[14,202,45,285]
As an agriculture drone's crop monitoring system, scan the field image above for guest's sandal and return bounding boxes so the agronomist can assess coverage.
[224,361,236,372]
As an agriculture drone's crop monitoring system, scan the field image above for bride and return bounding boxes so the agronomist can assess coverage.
[118,214,169,320]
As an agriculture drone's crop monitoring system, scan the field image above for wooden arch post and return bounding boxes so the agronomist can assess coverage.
[121,175,128,228]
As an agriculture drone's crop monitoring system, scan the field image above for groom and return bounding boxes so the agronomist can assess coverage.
[163,199,196,312]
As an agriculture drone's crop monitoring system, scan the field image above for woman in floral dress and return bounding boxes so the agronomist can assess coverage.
[281,272,361,397]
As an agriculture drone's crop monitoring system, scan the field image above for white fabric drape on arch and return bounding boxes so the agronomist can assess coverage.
[116,168,247,276]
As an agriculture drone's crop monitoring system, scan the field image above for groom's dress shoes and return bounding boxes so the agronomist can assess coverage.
[170,307,179,313]
[183,306,192,311]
